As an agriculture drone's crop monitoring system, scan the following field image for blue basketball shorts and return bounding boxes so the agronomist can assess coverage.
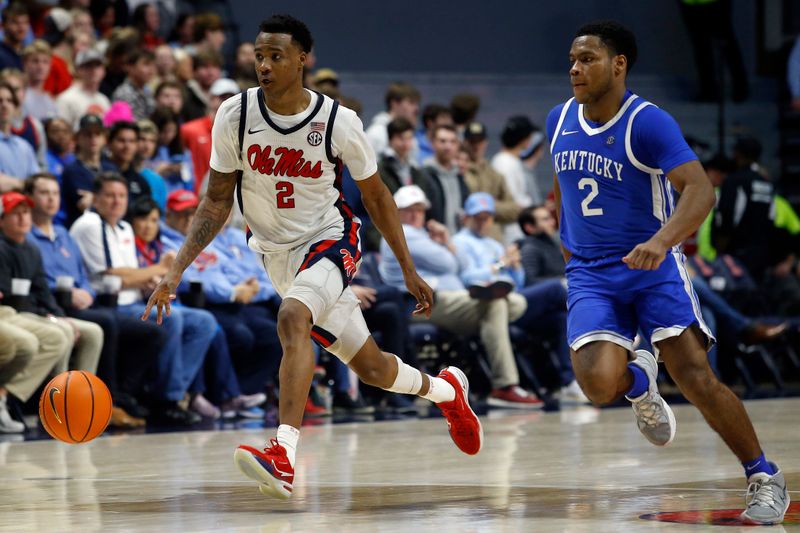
[565,251,714,355]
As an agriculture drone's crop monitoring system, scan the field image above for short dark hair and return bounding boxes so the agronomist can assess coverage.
[23,172,58,195]
[129,196,161,219]
[575,20,638,73]
[517,206,540,235]
[422,104,451,130]
[450,93,481,126]
[155,79,183,99]
[387,117,414,140]
[258,14,313,53]
[126,49,155,66]
[2,2,28,22]
[94,172,128,193]
[432,124,457,139]
[108,121,140,142]
[193,12,224,43]
[384,82,420,110]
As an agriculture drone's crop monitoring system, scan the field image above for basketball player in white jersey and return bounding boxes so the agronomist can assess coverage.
[142,14,483,499]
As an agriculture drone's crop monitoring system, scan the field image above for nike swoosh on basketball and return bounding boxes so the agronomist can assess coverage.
[562,129,578,135]
[248,126,267,134]
[49,387,62,423]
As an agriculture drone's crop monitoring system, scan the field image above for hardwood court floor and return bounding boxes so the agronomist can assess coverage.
[1,398,798,532]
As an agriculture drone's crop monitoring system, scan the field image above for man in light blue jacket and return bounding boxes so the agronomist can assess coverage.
[380,185,541,408]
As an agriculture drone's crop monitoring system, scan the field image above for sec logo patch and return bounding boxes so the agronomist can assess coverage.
[307,131,323,146]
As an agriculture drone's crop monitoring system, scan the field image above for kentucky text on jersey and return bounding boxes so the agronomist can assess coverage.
[546,91,698,261]
[247,145,323,179]
[553,150,624,182]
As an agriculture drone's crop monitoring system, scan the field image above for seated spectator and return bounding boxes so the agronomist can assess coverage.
[0,80,40,192]
[182,50,222,123]
[168,13,195,49]
[517,205,565,286]
[132,3,165,50]
[151,45,176,90]
[462,122,521,244]
[454,194,585,403]
[149,105,194,193]
[69,172,215,426]
[416,104,452,165]
[1,68,47,168]
[373,117,438,249]
[0,319,33,432]
[21,39,58,121]
[190,12,226,57]
[135,119,167,211]
[0,190,102,377]
[379,185,541,408]
[55,47,111,129]
[111,49,157,122]
[43,117,75,180]
[0,301,68,431]
[99,28,139,99]
[129,196,267,419]
[158,191,282,406]
[424,124,470,234]
[61,114,105,226]
[0,3,28,71]
[181,78,238,193]
[365,81,420,158]
[450,93,481,138]
[153,80,184,117]
[101,121,152,210]
[233,42,258,90]
[491,116,542,219]
[25,173,165,427]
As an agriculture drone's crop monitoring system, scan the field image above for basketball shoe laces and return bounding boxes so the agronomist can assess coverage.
[263,438,285,456]
[634,393,666,428]
[746,478,778,511]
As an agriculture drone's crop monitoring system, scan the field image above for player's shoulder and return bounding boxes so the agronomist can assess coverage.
[629,95,675,124]
[216,88,250,122]
[328,96,360,128]
[546,98,575,139]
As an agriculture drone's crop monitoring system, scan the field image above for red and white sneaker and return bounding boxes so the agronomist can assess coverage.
[436,366,483,455]
[234,439,294,500]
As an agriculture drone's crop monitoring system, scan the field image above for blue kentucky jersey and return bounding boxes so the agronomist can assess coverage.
[546,91,697,262]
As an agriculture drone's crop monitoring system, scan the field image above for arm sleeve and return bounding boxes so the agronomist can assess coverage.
[520,241,543,287]
[489,167,522,224]
[209,95,243,174]
[632,106,698,175]
[332,108,378,181]
[407,234,460,275]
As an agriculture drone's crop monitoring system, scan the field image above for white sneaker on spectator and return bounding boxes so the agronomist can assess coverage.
[560,380,591,405]
[190,394,221,420]
[237,393,266,409]
[0,395,24,433]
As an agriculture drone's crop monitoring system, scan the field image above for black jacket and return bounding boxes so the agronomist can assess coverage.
[0,235,64,316]
[518,233,565,286]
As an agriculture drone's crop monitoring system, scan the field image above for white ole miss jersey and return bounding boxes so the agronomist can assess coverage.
[209,88,377,253]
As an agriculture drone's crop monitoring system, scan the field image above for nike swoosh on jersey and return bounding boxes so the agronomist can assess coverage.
[248,127,267,135]
[562,129,578,135]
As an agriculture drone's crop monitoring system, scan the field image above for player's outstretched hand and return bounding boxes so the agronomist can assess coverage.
[405,271,434,318]
[141,274,179,325]
[623,237,668,270]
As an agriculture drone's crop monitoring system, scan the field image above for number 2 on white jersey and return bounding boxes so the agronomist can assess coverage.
[578,177,603,217]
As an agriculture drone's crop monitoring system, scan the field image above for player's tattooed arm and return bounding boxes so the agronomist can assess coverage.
[141,168,236,324]
[623,160,715,270]
[173,169,237,274]
[357,173,434,317]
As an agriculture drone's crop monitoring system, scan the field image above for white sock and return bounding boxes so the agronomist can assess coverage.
[420,376,456,403]
[385,355,423,394]
[276,424,299,466]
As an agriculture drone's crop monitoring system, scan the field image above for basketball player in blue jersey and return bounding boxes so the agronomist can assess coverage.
[141,14,483,500]
[548,21,788,524]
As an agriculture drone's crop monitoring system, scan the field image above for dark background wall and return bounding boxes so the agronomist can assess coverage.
[227,0,756,78]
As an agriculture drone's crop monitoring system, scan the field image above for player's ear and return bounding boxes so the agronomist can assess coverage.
[298,50,306,72]
[614,55,627,77]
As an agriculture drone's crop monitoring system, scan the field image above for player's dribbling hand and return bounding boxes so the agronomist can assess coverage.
[622,237,668,270]
[405,271,434,318]
[141,275,179,325]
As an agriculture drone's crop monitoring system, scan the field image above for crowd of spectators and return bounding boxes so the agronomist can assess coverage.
[0,1,797,435]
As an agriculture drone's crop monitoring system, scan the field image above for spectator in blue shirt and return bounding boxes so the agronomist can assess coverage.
[0,79,39,192]
[379,185,541,408]
[453,192,587,403]
[25,172,166,427]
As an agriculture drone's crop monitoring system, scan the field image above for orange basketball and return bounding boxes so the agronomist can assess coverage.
[38,371,113,444]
